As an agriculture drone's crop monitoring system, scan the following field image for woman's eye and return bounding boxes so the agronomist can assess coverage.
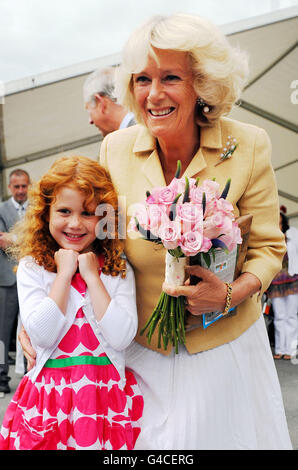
[164,74,180,81]
[82,211,95,216]
[135,75,150,84]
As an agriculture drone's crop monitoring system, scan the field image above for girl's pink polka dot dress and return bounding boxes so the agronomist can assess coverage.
[0,271,143,450]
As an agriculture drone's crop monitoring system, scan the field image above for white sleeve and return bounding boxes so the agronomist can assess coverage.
[97,262,138,351]
[17,258,67,349]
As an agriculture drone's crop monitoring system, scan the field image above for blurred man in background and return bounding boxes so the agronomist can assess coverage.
[83,66,135,136]
[0,169,30,393]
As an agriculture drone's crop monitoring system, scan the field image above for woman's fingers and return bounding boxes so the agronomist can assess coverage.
[18,326,36,371]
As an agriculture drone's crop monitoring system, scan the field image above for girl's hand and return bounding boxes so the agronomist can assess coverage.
[54,249,78,280]
[50,249,78,314]
[78,252,111,322]
[78,252,100,283]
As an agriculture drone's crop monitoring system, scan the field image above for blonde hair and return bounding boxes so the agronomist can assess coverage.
[116,13,249,127]
[10,156,126,277]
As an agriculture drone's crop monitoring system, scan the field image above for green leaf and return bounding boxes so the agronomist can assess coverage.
[135,217,162,244]
[175,160,182,178]
[220,178,231,199]
[182,176,190,203]
[202,252,211,268]
[169,193,182,221]
[202,192,206,216]
[168,247,184,258]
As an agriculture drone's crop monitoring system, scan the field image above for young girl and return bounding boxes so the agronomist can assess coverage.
[0,156,143,450]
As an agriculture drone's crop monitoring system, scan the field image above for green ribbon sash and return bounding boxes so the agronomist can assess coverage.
[44,356,112,368]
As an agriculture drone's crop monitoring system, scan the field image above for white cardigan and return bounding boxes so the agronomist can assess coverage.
[17,256,138,386]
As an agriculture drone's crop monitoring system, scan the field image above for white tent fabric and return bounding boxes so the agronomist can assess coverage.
[1,7,297,225]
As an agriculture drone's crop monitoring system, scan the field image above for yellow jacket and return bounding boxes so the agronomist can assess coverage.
[99,117,286,354]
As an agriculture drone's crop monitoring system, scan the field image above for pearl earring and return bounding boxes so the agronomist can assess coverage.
[197,97,210,113]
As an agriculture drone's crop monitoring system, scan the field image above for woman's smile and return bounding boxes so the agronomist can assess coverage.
[148,107,175,117]
[133,48,198,142]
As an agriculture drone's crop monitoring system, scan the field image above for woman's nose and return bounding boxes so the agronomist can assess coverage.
[148,79,165,102]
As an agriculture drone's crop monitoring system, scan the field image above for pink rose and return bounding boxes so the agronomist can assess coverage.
[214,198,234,216]
[158,221,181,249]
[147,204,167,235]
[211,212,233,234]
[179,231,203,257]
[168,177,197,196]
[168,178,185,195]
[128,203,149,232]
[200,236,213,253]
[156,186,177,206]
[203,216,223,239]
[189,186,203,205]
[220,222,242,251]
[176,203,203,234]
[190,180,221,217]
[201,180,220,199]
[146,187,163,204]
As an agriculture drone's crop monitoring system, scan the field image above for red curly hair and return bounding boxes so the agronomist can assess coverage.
[11,156,126,277]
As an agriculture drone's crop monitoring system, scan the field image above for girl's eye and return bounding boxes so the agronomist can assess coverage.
[82,210,95,217]
[58,208,70,214]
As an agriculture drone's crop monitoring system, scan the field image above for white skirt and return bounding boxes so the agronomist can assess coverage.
[125,315,292,450]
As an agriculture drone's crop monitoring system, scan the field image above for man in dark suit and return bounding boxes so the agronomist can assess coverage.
[0,169,30,393]
[83,66,135,136]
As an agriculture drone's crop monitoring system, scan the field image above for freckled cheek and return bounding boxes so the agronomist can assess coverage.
[49,216,65,234]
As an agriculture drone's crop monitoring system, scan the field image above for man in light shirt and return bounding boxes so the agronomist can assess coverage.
[0,169,30,393]
[83,66,135,136]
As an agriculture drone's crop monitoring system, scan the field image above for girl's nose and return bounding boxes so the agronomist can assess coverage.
[69,214,82,228]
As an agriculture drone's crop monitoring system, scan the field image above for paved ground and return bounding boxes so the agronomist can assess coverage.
[1,351,297,449]
[274,355,298,449]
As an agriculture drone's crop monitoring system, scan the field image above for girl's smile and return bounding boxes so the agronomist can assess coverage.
[49,186,99,253]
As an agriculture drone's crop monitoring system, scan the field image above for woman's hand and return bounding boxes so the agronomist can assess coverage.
[163,265,227,315]
[162,265,262,316]
[18,326,36,371]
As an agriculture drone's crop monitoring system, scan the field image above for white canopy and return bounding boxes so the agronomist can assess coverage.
[1,6,297,225]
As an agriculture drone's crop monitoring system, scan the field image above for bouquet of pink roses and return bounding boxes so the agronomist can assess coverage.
[128,161,242,353]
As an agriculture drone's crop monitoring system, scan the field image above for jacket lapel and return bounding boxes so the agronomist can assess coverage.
[133,126,166,187]
[183,121,223,178]
[141,149,167,187]
[134,121,223,186]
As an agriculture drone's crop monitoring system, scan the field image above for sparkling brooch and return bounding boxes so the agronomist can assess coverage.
[215,136,238,166]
